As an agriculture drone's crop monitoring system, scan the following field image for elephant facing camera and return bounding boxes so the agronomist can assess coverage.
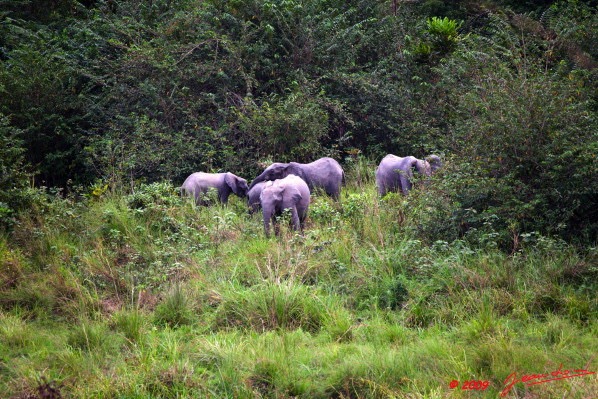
[260,174,310,237]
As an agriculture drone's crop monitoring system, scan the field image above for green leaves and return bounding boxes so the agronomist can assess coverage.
[426,16,461,46]
[429,13,598,245]
[236,89,329,162]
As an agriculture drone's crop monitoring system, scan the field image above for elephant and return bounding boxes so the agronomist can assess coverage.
[249,157,344,200]
[260,174,310,237]
[426,155,442,173]
[247,181,266,214]
[181,172,249,205]
[375,154,442,196]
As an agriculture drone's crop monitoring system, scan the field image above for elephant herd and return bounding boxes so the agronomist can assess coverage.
[181,155,441,237]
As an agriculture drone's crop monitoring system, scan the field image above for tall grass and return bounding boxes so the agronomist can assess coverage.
[0,166,596,398]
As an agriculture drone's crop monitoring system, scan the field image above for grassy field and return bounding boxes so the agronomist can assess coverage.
[0,162,596,398]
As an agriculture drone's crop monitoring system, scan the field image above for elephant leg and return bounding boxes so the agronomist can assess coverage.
[219,193,228,204]
[398,176,410,195]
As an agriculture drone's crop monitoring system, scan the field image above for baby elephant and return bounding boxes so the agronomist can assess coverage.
[260,175,310,237]
[181,172,249,205]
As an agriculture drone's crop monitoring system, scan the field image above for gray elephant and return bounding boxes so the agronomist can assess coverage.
[375,154,442,196]
[249,157,344,200]
[260,174,310,237]
[247,181,266,214]
[426,155,442,173]
[181,172,249,205]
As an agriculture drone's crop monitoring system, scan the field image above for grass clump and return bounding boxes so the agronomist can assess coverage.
[111,309,147,344]
[67,320,118,352]
[153,284,197,328]
[213,282,350,334]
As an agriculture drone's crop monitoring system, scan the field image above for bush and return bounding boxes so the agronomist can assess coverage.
[126,182,182,210]
[431,16,598,246]
[427,16,461,50]
[236,89,329,163]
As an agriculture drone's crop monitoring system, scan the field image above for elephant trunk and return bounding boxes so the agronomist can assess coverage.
[290,207,301,233]
[263,208,273,237]
[249,173,267,190]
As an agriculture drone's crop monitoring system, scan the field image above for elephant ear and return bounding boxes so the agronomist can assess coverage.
[225,173,241,195]
[413,159,431,176]
[286,164,309,186]
[272,186,285,202]
[274,164,292,179]
[261,182,283,199]
[288,186,302,204]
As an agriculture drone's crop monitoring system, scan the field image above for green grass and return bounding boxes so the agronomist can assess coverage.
[0,171,596,398]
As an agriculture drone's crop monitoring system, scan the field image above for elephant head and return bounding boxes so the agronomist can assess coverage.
[426,155,442,173]
[225,172,249,198]
[249,163,309,190]
[413,158,432,177]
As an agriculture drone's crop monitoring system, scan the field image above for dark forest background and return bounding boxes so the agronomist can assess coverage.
[1,0,597,245]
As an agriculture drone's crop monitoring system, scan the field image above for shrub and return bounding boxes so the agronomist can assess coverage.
[431,17,598,246]
[126,182,181,210]
[236,89,329,163]
[427,16,461,48]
